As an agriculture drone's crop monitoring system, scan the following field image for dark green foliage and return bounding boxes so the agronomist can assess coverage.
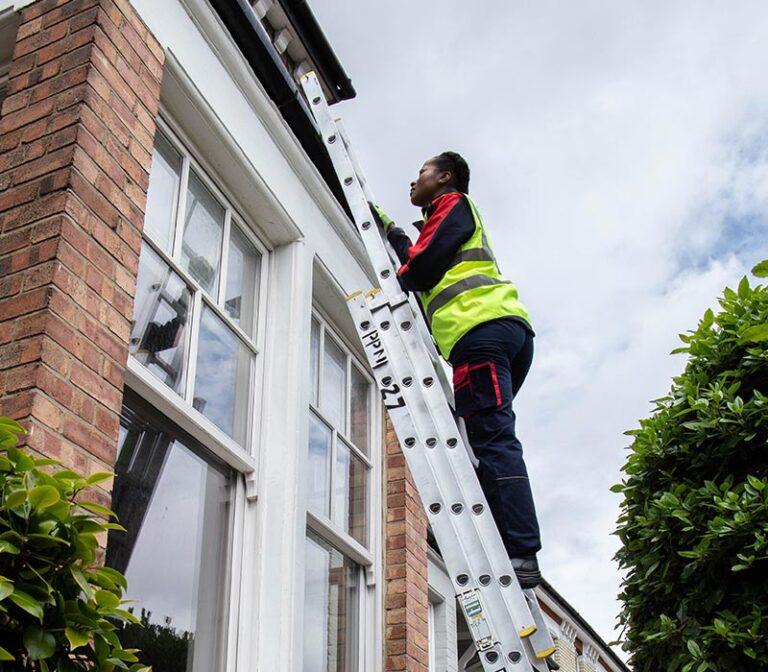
[0,418,150,671]
[116,611,190,672]
[614,269,768,671]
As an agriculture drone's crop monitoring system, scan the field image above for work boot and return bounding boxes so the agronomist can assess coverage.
[510,555,541,588]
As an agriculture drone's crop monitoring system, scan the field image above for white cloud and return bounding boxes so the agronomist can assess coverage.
[313,0,768,652]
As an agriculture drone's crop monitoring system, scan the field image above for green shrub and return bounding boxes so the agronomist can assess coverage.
[0,418,150,671]
[614,263,768,672]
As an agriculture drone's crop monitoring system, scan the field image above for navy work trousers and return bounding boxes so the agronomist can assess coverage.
[449,318,541,557]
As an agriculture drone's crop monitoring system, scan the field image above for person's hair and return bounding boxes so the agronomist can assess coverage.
[433,151,470,193]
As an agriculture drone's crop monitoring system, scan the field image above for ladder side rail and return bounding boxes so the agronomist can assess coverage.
[301,73,401,296]
[300,73,455,401]
[523,590,557,662]
[384,295,556,663]
[351,296,535,672]
[374,293,540,633]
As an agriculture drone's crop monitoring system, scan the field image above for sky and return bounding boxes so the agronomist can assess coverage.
[310,0,768,656]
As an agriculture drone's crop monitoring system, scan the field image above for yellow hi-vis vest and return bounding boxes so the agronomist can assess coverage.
[419,195,532,360]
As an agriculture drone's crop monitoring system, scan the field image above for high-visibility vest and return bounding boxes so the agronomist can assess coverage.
[419,195,532,360]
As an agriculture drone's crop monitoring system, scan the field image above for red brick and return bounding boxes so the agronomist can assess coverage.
[35,25,97,68]
[14,20,69,59]
[0,287,50,320]
[40,0,99,30]
[12,145,76,187]
[0,98,56,135]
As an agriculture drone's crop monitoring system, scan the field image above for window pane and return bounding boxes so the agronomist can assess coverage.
[181,171,224,295]
[350,366,369,453]
[307,411,331,517]
[130,243,192,394]
[310,319,320,407]
[322,336,346,430]
[193,305,253,445]
[303,535,359,672]
[107,402,232,672]
[304,536,330,672]
[224,224,260,334]
[144,133,181,253]
[334,438,368,547]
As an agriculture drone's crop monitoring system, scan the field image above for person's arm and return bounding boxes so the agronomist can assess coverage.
[393,192,475,292]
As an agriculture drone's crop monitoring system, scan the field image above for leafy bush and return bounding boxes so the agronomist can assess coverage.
[0,418,150,671]
[614,263,768,672]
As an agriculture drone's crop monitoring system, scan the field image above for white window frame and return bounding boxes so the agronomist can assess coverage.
[127,115,270,467]
[124,112,274,672]
[304,305,383,670]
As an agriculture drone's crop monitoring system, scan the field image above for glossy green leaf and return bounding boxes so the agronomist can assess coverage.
[10,590,44,621]
[0,646,14,661]
[24,625,56,660]
[65,627,90,650]
[85,472,114,487]
[740,324,768,343]
[95,590,120,610]
[70,567,94,602]
[751,259,768,278]
[4,489,27,509]
[0,577,13,601]
[29,485,60,510]
[78,502,117,519]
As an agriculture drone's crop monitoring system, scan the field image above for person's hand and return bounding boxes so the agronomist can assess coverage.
[369,202,395,233]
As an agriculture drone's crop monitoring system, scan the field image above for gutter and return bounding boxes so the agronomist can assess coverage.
[207,0,351,214]
[278,0,356,101]
[539,578,630,672]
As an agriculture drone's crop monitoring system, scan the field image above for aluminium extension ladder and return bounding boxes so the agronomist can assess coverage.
[300,72,557,672]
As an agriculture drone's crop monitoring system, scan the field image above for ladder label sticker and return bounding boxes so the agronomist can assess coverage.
[361,329,388,368]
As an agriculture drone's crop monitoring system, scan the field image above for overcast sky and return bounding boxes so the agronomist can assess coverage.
[311,0,768,654]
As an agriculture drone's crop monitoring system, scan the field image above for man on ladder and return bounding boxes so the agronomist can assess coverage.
[371,152,543,589]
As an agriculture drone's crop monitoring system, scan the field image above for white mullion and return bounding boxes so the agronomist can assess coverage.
[172,155,191,260]
[328,428,338,525]
[317,322,326,413]
[184,290,204,403]
[338,433,373,470]
[224,475,246,672]
[144,227,259,357]
[219,209,232,306]
[203,291,259,356]
[357,563,366,671]
[345,354,352,438]
[306,511,374,568]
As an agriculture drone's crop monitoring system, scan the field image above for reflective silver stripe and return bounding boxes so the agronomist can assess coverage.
[451,248,495,266]
[426,276,511,323]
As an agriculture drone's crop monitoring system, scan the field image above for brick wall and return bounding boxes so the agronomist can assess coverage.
[0,0,162,484]
[385,415,430,671]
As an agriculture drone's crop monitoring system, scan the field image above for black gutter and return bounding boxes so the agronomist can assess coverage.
[278,0,356,102]
[208,0,351,214]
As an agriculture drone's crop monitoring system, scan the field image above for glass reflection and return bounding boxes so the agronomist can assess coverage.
[310,319,320,407]
[224,224,259,334]
[303,535,359,672]
[144,133,182,253]
[130,243,191,394]
[307,411,331,517]
[107,401,231,672]
[181,172,224,296]
[193,306,252,445]
[322,337,346,431]
[334,438,368,547]
[350,366,369,453]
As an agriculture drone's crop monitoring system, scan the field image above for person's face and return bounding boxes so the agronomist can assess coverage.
[409,159,452,207]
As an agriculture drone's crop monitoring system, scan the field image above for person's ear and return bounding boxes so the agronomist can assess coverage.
[438,170,452,186]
